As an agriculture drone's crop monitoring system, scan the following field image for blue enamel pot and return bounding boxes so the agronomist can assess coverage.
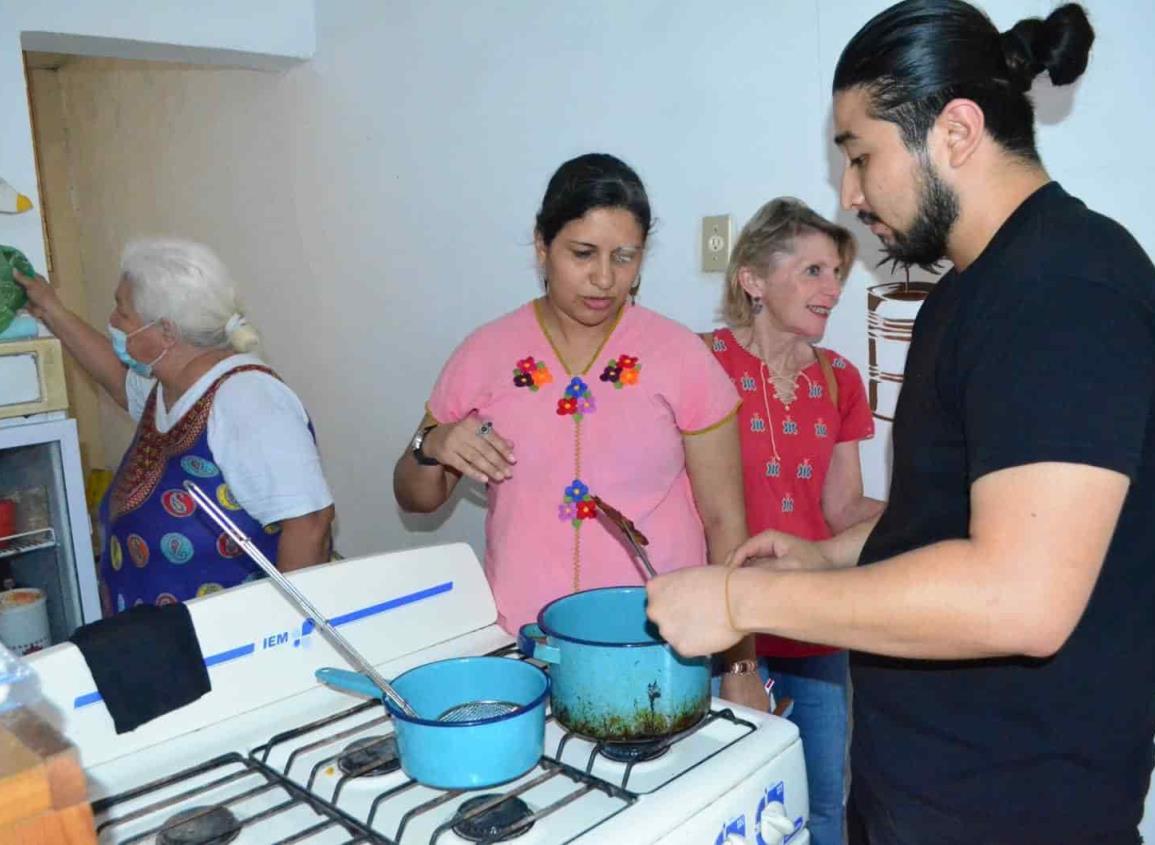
[517,586,710,742]
[316,656,549,789]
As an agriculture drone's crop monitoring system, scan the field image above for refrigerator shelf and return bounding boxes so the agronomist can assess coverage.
[0,527,57,560]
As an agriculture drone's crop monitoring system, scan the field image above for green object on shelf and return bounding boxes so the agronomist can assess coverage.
[0,245,34,335]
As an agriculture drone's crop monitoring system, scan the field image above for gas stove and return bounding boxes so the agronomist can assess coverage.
[24,544,809,844]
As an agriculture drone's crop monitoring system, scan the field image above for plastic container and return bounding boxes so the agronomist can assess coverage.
[0,313,37,340]
[0,588,50,655]
[0,639,40,714]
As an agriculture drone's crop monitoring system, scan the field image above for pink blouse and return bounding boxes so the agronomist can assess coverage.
[428,301,740,631]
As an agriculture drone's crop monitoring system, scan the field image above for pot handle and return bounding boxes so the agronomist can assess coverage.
[517,623,560,664]
[316,666,386,700]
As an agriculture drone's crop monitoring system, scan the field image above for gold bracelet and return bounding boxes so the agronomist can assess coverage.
[724,566,743,633]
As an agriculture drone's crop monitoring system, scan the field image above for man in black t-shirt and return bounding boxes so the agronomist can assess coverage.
[646,2,1154,844]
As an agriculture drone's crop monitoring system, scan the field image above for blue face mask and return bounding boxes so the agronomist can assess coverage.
[108,321,166,378]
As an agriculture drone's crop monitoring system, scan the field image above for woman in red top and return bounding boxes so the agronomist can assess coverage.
[705,198,883,845]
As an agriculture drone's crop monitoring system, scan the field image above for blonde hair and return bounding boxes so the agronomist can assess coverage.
[121,238,260,353]
[721,198,856,328]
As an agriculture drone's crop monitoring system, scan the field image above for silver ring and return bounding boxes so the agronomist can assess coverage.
[477,421,492,437]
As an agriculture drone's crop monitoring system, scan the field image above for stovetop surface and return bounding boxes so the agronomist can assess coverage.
[90,643,767,844]
[24,545,805,844]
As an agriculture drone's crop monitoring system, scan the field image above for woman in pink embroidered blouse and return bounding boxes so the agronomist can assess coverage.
[394,153,765,708]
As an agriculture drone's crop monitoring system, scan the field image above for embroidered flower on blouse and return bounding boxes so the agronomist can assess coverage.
[559,479,596,528]
[513,355,553,392]
[600,354,642,389]
[557,377,595,420]
[565,377,588,398]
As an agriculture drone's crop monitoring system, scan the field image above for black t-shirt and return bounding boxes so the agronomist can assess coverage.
[852,183,1155,843]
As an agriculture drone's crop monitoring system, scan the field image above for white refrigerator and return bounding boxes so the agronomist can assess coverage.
[0,417,100,648]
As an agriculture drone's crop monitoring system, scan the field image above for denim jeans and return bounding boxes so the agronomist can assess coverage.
[716,651,850,845]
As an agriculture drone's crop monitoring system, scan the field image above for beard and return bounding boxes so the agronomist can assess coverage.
[861,156,959,271]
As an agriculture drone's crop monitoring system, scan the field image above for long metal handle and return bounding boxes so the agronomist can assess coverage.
[620,530,658,580]
[592,495,658,580]
[183,480,418,718]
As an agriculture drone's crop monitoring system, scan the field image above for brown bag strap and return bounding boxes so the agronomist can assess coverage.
[815,347,839,411]
[698,331,715,349]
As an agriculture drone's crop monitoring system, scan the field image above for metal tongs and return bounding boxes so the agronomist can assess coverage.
[592,495,658,580]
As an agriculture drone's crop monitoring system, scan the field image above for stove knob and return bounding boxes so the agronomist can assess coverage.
[759,801,795,845]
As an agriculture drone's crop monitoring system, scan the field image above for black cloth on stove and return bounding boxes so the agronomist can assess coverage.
[69,602,211,734]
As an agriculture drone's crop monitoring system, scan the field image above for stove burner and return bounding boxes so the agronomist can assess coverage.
[600,738,670,764]
[337,735,401,777]
[451,794,535,842]
[157,805,241,845]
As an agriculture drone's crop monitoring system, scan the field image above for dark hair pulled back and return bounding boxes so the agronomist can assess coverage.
[535,153,653,247]
[833,0,1094,161]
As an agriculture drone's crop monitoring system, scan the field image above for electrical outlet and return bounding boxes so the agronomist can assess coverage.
[701,214,731,273]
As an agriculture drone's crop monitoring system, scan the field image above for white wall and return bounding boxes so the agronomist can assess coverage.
[0,0,314,279]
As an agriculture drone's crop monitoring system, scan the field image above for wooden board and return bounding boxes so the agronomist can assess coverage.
[0,802,97,845]
[0,727,52,826]
[0,711,95,842]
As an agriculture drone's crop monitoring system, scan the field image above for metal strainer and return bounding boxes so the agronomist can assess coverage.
[436,699,521,722]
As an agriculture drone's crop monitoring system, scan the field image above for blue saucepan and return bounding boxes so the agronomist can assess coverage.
[518,586,710,742]
[316,656,549,788]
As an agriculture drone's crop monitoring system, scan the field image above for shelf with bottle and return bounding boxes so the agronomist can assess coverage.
[0,527,57,560]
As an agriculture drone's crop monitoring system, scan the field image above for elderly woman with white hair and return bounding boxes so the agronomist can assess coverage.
[15,238,334,614]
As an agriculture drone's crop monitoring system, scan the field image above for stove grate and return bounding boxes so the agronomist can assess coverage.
[92,752,390,845]
[107,644,761,844]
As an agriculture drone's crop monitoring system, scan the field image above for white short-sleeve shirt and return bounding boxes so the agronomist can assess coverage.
[125,354,333,525]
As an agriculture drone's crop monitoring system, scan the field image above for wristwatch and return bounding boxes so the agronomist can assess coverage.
[727,659,758,676]
[411,424,440,466]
